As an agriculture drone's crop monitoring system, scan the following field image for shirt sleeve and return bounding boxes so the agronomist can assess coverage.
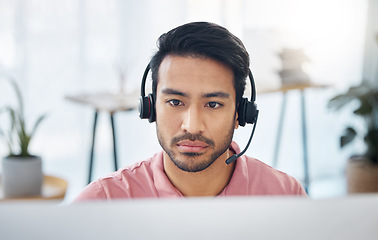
[297,181,308,196]
[73,180,108,203]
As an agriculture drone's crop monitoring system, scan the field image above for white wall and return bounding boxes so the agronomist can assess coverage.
[362,0,378,84]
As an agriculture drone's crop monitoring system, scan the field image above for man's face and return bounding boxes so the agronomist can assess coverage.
[155,55,238,172]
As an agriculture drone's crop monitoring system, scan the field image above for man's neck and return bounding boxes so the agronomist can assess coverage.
[163,149,236,197]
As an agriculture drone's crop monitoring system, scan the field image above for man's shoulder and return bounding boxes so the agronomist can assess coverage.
[103,151,163,182]
[242,156,296,181]
[237,155,306,195]
[74,152,165,201]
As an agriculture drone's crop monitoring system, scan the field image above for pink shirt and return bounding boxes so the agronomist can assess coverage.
[74,142,306,201]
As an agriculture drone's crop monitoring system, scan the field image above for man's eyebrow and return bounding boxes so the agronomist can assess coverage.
[202,92,230,98]
[161,88,189,97]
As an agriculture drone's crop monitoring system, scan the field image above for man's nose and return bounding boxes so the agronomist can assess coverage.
[181,106,205,134]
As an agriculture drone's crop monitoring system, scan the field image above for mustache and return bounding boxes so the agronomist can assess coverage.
[171,133,215,147]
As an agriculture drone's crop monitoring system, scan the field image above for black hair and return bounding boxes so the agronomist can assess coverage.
[149,22,250,105]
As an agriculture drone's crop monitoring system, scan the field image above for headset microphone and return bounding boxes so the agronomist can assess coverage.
[138,63,259,165]
[225,110,258,164]
[224,69,259,165]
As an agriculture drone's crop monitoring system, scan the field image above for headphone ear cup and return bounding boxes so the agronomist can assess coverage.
[237,98,248,127]
[138,96,150,119]
[138,94,156,122]
[245,101,257,125]
[237,98,257,126]
[148,93,156,123]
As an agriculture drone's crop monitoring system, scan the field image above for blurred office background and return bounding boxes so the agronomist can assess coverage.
[0,0,376,203]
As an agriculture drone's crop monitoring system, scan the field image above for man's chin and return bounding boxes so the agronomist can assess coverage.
[181,152,204,157]
[174,162,211,173]
[171,155,215,173]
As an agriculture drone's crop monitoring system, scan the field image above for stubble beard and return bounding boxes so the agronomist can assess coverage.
[157,122,235,173]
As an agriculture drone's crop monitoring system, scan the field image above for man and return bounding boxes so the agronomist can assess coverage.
[74,22,306,201]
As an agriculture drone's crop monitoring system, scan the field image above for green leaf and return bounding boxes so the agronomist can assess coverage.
[20,133,31,157]
[0,125,14,156]
[1,74,47,157]
[30,114,47,138]
[365,129,378,148]
[354,96,373,116]
[6,76,24,122]
[340,127,357,148]
[328,80,372,111]
[365,129,378,161]
[327,93,355,111]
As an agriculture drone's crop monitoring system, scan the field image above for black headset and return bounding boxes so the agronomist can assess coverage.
[138,63,259,164]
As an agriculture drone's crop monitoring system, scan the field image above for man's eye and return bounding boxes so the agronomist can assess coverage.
[206,102,222,109]
[168,99,183,106]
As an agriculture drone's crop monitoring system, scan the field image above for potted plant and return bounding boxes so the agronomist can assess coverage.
[328,79,378,193]
[0,75,47,198]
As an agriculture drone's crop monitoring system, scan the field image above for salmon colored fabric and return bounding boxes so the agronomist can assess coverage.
[74,142,307,202]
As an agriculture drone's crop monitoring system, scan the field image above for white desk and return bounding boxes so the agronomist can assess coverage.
[0,195,377,240]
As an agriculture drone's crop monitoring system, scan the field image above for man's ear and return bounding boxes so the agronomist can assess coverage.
[234,111,239,129]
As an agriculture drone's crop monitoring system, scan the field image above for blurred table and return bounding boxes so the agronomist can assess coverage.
[65,91,138,184]
[0,175,67,201]
[259,83,329,194]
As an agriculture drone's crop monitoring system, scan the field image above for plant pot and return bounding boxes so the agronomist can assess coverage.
[346,156,378,194]
[1,155,43,198]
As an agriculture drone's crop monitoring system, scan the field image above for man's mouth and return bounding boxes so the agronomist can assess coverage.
[176,140,209,153]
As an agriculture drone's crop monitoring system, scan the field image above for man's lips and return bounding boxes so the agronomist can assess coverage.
[176,140,209,152]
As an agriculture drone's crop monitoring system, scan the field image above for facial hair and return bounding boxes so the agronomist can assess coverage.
[157,121,235,173]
